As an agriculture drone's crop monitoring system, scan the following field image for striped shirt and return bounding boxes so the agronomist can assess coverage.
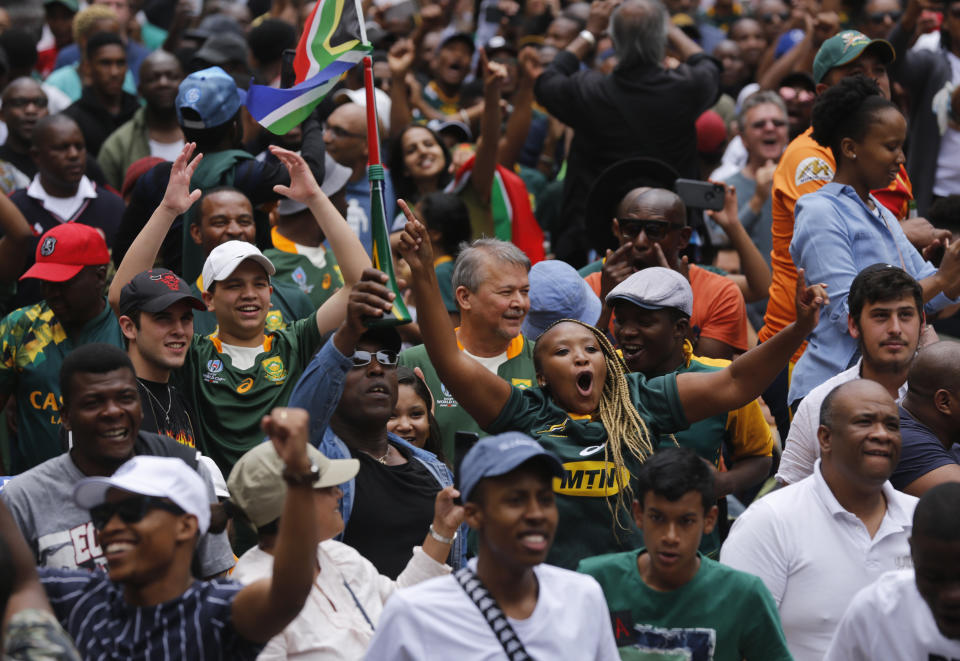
[39,569,263,660]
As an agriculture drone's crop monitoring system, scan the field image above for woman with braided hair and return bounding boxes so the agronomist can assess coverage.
[396,199,826,569]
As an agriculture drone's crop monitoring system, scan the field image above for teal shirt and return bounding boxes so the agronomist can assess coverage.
[44,64,137,103]
[578,549,793,661]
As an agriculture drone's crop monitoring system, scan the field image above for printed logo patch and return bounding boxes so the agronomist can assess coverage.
[265,310,284,332]
[553,461,631,497]
[150,271,181,291]
[511,378,532,389]
[322,273,332,289]
[203,358,225,384]
[184,87,201,103]
[291,266,314,295]
[262,356,286,383]
[795,157,834,186]
[40,237,57,256]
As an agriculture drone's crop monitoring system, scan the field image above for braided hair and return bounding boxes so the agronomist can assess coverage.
[535,319,656,531]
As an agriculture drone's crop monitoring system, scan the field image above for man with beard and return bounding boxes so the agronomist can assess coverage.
[778,265,922,485]
[722,379,917,661]
[98,50,185,190]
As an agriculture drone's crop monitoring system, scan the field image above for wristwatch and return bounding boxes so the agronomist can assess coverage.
[578,29,597,47]
[282,461,320,486]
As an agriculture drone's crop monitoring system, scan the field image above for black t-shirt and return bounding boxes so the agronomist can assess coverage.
[342,443,439,579]
[137,378,198,449]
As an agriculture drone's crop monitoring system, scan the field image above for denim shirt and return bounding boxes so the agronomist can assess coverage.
[287,338,467,568]
[788,183,953,403]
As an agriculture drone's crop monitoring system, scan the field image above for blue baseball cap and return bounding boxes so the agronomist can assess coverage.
[522,260,602,340]
[459,432,563,502]
[176,66,246,130]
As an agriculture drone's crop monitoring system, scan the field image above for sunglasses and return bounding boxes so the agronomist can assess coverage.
[90,496,185,530]
[324,123,365,139]
[868,9,902,22]
[749,118,788,130]
[5,96,48,109]
[779,86,815,103]
[350,349,399,368]
[760,11,790,23]
[617,219,684,241]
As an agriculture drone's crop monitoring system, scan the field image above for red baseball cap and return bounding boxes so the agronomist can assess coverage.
[20,223,110,282]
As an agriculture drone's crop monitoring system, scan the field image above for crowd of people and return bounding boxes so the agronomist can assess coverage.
[0,0,958,658]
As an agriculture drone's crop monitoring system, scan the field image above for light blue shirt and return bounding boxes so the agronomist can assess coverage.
[788,182,953,403]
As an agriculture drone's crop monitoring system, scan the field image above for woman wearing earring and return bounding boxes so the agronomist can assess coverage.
[788,75,960,406]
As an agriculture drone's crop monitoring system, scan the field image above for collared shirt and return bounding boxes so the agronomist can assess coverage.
[25,175,96,226]
[720,460,917,661]
[789,182,953,403]
[778,358,909,485]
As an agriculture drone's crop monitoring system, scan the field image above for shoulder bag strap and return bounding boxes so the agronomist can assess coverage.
[454,567,534,661]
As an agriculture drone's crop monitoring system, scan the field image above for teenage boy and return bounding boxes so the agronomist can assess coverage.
[365,432,620,659]
[578,447,792,660]
[109,143,371,475]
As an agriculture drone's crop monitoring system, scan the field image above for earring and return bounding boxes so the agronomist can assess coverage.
[851,153,857,160]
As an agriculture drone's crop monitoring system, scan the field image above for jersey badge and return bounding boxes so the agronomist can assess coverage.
[511,378,532,389]
[795,157,834,186]
[203,359,225,384]
[291,266,314,295]
[262,356,287,383]
[265,310,285,332]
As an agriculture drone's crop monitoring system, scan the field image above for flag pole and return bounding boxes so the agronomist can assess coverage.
[363,55,411,328]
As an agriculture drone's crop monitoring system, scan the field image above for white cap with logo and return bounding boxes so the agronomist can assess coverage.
[201,240,276,293]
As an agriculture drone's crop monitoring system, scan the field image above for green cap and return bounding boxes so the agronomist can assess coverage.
[812,30,895,84]
[44,0,79,12]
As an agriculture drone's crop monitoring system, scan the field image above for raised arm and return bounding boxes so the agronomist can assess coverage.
[0,194,37,285]
[268,145,372,335]
[708,181,771,303]
[677,270,826,423]
[0,499,52,628]
[387,39,416,141]
[231,407,319,643]
[108,143,203,316]
[469,52,508,205]
[499,48,542,170]
[396,200,512,429]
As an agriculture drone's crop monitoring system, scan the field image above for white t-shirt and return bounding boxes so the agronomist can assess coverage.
[149,137,187,162]
[232,540,449,660]
[364,560,620,660]
[777,360,908,485]
[463,348,508,374]
[720,461,917,661]
[824,569,960,660]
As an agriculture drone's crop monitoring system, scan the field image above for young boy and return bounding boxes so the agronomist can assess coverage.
[578,447,792,660]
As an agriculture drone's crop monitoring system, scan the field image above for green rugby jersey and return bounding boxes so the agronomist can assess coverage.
[174,316,325,475]
[398,333,537,461]
[486,372,687,569]
[264,227,343,310]
[0,300,123,472]
[189,275,315,337]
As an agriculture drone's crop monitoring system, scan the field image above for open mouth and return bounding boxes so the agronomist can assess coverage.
[621,344,643,362]
[576,371,593,397]
[657,550,680,566]
[519,531,549,552]
[367,383,390,398]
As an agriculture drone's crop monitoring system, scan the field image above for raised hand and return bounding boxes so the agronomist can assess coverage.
[481,49,509,90]
[936,238,960,299]
[262,407,311,473]
[518,46,544,83]
[271,145,323,205]
[706,182,740,233]
[388,38,416,77]
[396,199,435,273]
[794,268,828,334]
[431,486,465,539]
[654,242,689,280]
[599,242,634,299]
[159,142,202,215]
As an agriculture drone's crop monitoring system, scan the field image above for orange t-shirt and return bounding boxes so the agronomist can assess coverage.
[758,127,913,360]
[586,264,749,352]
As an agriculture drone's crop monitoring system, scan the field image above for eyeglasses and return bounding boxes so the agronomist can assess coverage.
[617,219,683,241]
[868,10,902,22]
[749,118,788,130]
[760,11,790,23]
[778,86,815,103]
[90,496,186,530]
[5,96,48,109]
[350,349,399,368]
[324,123,365,139]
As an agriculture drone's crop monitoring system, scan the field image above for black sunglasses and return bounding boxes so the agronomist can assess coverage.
[760,11,790,23]
[5,96,48,109]
[617,219,684,241]
[868,10,902,22]
[351,349,399,368]
[90,496,185,530]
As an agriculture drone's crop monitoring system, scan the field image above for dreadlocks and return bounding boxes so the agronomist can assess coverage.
[535,318,655,530]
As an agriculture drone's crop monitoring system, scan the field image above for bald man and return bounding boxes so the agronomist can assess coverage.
[722,379,917,661]
[893,342,960,497]
[581,159,748,359]
[98,50,186,189]
[323,102,396,256]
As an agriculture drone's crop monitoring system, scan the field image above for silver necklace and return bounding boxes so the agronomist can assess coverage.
[137,378,172,427]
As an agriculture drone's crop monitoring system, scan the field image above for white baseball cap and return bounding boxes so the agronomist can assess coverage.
[201,240,276,293]
[334,87,392,133]
[199,455,229,499]
[73,455,212,535]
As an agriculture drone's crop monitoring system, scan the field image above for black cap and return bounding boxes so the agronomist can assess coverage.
[438,32,475,54]
[119,269,207,317]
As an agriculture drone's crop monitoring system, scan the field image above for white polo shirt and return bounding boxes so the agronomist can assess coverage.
[824,569,960,660]
[720,460,917,661]
[777,360,908,485]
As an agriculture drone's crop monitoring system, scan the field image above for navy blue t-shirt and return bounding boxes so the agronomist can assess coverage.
[39,569,263,660]
[891,406,960,490]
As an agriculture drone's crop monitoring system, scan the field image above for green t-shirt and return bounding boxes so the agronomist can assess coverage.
[264,230,343,310]
[578,550,792,661]
[0,301,124,472]
[434,258,457,313]
[487,373,687,569]
[398,334,537,461]
[189,278,316,337]
[174,317,325,475]
[579,258,603,277]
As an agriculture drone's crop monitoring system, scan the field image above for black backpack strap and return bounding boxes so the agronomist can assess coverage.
[454,567,534,661]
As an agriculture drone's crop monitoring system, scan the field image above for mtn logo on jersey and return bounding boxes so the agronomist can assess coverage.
[262,356,286,383]
[203,358,225,384]
[553,461,631,497]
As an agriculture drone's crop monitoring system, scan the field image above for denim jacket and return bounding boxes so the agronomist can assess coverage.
[287,338,467,568]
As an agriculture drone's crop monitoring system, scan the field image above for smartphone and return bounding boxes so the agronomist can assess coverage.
[675,178,726,211]
[280,49,297,89]
[452,431,480,504]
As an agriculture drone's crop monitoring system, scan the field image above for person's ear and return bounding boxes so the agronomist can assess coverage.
[703,504,719,535]
[817,424,832,456]
[933,388,952,415]
[455,285,472,311]
[631,499,643,529]
[464,501,482,530]
[847,314,861,340]
[611,217,621,241]
[175,514,200,543]
[189,222,203,246]
[840,136,857,163]
[814,82,828,96]
[118,315,137,341]
[677,226,692,250]
[202,289,215,311]
[674,317,690,342]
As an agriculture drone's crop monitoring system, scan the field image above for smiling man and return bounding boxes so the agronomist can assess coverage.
[579,447,791,660]
[365,432,620,660]
[721,379,918,661]
[0,343,232,578]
